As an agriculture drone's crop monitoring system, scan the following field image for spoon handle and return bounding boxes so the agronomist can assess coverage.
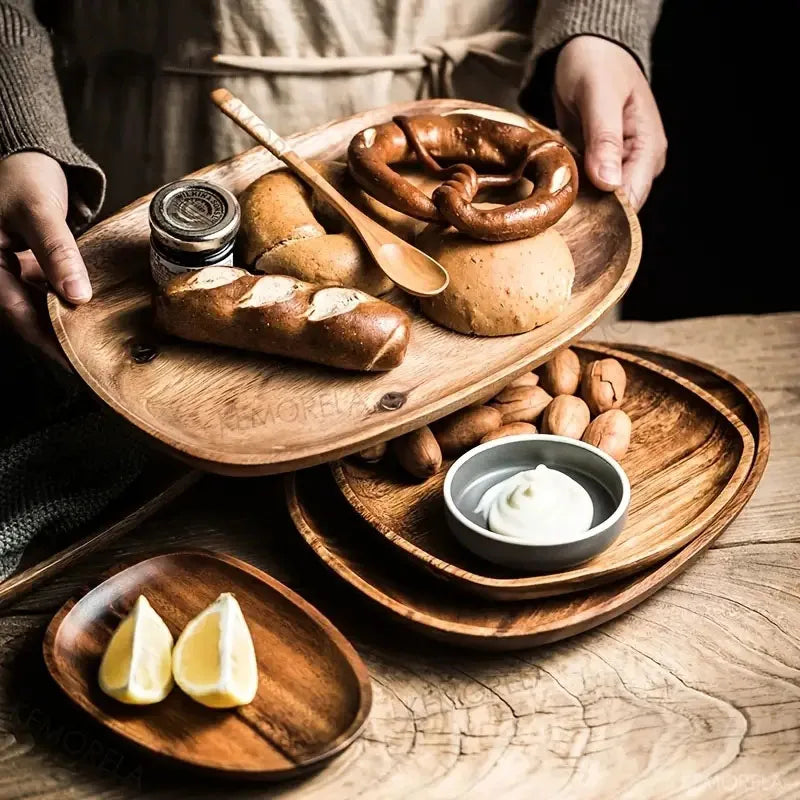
[210,88,380,241]
[210,87,449,297]
[210,88,291,159]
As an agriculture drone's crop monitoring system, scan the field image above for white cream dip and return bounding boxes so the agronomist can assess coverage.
[474,464,594,542]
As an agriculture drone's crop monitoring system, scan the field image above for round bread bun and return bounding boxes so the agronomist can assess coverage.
[417,225,575,336]
[238,160,395,296]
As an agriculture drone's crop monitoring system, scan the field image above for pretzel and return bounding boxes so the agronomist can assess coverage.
[347,113,578,242]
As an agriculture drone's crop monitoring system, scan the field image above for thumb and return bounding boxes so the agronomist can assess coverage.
[15,203,92,304]
[578,80,625,191]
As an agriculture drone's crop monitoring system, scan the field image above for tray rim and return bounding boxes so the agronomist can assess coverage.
[284,344,770,647]
[330,342,756,598]
[48,98,641,476]
[42,548,373,779]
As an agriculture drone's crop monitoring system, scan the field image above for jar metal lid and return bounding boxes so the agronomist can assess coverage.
[149,180,240,254]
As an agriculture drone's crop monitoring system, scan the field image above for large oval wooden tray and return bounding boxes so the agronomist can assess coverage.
[331,343,755,599]
[285,344,769,650]
[43,550,372,779]
[49,99,640,476]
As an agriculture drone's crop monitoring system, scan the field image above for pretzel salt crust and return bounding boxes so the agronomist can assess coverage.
[348,113,578,242]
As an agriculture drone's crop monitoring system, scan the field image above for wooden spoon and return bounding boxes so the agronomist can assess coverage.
[210,88,449,297]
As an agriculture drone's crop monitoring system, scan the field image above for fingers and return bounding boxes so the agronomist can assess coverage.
[0,256,70,369]
[578,80,625,191]
[621,100,668,211]
[15,203,92,304]
[15,250,48,287]
[621,144,655,211]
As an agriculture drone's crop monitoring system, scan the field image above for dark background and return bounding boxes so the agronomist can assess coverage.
[524,0,799,321]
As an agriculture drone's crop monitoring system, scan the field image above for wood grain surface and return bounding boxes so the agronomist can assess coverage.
[286,335,768,646]
[48,99,640,476]
[332,343,755,599]
[0,313,796,799]
[43,550,371,779]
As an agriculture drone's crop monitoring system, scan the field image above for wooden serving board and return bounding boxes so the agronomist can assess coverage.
[332,344,755,599]
[48,99,640,476]
[43,550,372,779]
[285,344,770,650]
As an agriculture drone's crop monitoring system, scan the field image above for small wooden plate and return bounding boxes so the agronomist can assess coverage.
[331,344,755,599]
[43,550,372,779]
[49,98,640,476]
[285,345,769,650]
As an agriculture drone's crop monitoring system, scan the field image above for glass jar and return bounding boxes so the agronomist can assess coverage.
[149,180,241,287]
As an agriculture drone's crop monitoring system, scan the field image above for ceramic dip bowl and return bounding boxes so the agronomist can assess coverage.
[443,434,630,572]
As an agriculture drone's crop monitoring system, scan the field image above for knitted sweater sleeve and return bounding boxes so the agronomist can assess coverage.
[529,0,664,82]
[0,0,105,228]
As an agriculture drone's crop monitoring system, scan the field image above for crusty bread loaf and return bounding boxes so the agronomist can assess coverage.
[154,267,411,372]
[238,161,402,296]
[417,225,575,336]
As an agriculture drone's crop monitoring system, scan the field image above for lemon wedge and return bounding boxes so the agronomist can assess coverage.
[172,593,258,708]
[98,595,174,705]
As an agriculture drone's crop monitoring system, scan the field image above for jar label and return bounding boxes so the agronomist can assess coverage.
[150,248,233,288]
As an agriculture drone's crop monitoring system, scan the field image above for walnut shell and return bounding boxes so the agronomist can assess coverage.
[541,395,591,439]
[582,409,632,460]
[581,358,627,415]
[539,348,581,396]
[480,422,537,444]
[504,372,539,391]
[489,386,552,425]
[432,406,503,457]
[392,426,442,480]
[357,442,387,463]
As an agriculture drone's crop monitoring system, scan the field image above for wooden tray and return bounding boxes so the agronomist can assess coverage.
[49,99,640,477]
[285,345,769,650]
[331,343,755,599]
[43,550,372,780]
[0,456,199,609]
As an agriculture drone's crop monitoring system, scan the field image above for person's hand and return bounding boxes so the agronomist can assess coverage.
[0,151,91,366]
[553,35,667,211]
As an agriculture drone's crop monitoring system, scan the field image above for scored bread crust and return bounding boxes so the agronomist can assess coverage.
[154,267,411,372]
[238,161,398,296]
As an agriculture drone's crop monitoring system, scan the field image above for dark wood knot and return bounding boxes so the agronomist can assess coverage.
[378,392,407,411]
[130,342,159,363]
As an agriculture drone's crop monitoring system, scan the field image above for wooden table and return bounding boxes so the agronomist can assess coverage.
[1,313,797,800]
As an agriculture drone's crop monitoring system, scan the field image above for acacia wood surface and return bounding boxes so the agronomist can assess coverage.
[42,550,371,779]
[48,99,640,476]
[286,339,766,648]
[331,343,755,600]
[0,313,796,799]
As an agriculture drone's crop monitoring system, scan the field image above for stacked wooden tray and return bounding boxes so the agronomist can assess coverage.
[48,99,639,476]
[42,99,767,648]
[285,343,769,650]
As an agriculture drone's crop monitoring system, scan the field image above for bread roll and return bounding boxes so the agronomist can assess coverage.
[417,226,574,335]
[154,267,410,372]
[238,161,394,296]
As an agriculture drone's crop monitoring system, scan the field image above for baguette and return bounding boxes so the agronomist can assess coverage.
[154,267,410,371]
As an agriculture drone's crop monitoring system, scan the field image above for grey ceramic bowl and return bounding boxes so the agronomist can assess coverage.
[442,434,630,572]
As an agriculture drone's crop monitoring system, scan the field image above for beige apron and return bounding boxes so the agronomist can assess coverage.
[54,0,535,215]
